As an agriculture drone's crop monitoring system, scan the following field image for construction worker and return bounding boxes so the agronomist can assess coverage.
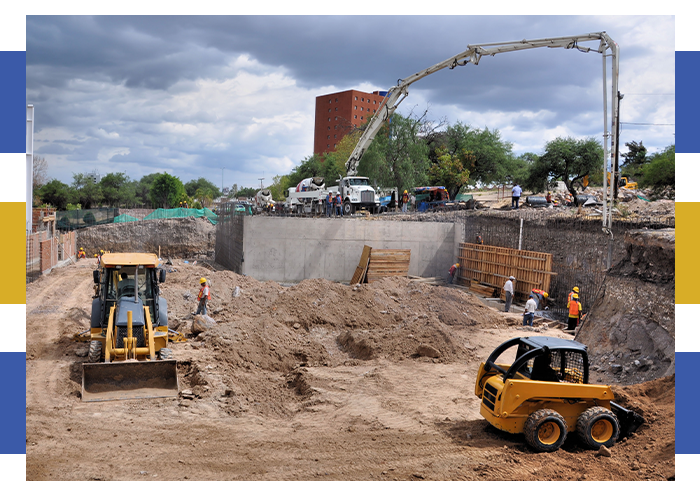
[196,278,211,316]
[567,286,580,306]
[476,234,483,245]
[448,262,460,285]
[503,276,515,312]
[530,288,549,309]
[326,192,333,218]
[567,293,583,331]
[511,183,522,209]
[401,190,409,212]
[95,253,100,265]
[523,295,537,326]
[546,192,553,203]
[335,193,343,217]
[77,247,86,259]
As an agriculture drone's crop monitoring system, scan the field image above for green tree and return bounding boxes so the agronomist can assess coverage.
[100,172,131,207]
[427,147,473,199]
[38,179,72,210]
[620,140,648,180]
[135,173,160,206]
[149,172,186,208]
[512,153,538,190]
[33,156,49,191]
[528,137,603,197]
[71,173,102,209]
[287,154,325,188]
[185,177,221,200]
[268,174,292,201]
[359,112,429,193]
[236,187,258,198]
[640,145,674,189]
[430,123,516,186]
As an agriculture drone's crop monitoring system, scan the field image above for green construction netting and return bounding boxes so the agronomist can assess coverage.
[113,214,140,223]
[56,208,119,231]
[142,207,218,225]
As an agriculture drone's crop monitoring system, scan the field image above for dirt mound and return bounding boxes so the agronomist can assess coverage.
[25,256,674,481]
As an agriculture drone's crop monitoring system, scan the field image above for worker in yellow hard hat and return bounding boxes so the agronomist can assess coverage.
[448,262,460,284]
[401,189,410,213]
[196,277,211,316]
[567,293,583,331]
[530,289,549,309]
[78,247,86,259]
[567,286,580,307]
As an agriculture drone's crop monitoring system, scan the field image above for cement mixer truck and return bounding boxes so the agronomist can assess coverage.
[255,188,275,213]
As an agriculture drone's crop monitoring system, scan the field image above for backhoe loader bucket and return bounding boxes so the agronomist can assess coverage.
[81,360,179,402]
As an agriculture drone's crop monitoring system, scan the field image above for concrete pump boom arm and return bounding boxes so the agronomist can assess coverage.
[345,32,619,193]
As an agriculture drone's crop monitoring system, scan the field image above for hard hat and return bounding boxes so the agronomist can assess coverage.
[543,292,549,298]
[572,293,579,299]
[508,276,515,280]
[573,286,579,292]
[404,190,407,194]
[80,247,83,250]
[455,263,460,267]
[94,254,97,257]
[200,277,207,284]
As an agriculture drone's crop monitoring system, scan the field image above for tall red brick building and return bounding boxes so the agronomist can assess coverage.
[314,89,387,157]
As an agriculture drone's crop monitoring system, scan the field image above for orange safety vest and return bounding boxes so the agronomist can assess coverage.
[568,300,582,318]
[198,285,211,301]
[532,289,547,297]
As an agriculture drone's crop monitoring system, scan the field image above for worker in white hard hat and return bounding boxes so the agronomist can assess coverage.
[196,277,211,316]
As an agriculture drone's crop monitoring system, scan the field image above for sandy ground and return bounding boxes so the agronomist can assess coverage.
[25,257,674,481]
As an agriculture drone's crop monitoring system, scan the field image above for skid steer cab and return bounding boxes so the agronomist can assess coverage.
[82,252,178,402]
[474,336,644,452]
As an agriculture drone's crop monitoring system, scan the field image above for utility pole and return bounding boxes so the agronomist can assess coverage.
[613,91,623,201]
[221,167,224,195]
[258,178,264,190]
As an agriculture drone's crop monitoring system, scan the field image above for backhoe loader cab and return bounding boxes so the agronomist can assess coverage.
[475,336,644,452]
[83,253,178,402]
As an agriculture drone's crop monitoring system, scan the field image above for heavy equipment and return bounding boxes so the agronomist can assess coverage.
[82,252,179,402]
[474,336,644,452]
[343,32,619,238]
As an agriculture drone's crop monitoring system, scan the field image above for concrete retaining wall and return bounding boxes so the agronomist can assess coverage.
[239,217,461,282]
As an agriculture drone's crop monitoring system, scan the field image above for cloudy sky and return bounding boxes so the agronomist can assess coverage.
[26,15,675,191]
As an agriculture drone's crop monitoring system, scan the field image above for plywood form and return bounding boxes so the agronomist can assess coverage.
[366,248,411,283]
[350,245,372,285]
[458,243,554,301]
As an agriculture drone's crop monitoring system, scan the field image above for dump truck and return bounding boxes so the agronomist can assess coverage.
[82,252,178,402]
[475,336,644,452]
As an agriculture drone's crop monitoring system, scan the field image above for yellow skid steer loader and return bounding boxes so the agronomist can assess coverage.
[82,253,178,402]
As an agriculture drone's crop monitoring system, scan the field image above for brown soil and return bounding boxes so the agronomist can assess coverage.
[25,258,674,481]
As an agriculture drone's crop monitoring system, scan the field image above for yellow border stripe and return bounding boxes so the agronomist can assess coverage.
[0,202,25,304]
[677,202,695,304]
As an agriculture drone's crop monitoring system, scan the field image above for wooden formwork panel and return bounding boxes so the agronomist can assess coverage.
[458,243,554,301]
[366,249,411,283]
[350,245,372,285]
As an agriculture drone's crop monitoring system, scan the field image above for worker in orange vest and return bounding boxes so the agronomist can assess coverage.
[77,247,86,259]
[567,293,583,331]
[196,277,211,316]
[567,286,580,306]
[530,288,549,309]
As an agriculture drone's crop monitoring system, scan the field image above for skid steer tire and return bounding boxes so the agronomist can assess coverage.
[524,409,568,452]
[87,340,102,363]
[577,406,620,449]
[159,348,173,360]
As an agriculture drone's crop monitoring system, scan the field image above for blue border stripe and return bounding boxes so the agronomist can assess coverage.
[0,51,26,153]
[677,51,700,153]
[676,353,698,454]
[0,353,25,454]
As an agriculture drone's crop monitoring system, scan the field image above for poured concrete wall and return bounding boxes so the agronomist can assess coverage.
[241,217,461,282]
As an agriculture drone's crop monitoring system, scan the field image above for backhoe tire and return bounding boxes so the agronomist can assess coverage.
[577,406,620,449]
[159,348,173,360]
[87,340,102,363]
[524,409,568,452]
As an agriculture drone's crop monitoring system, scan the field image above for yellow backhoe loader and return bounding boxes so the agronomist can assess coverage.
[82,252,178,402]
